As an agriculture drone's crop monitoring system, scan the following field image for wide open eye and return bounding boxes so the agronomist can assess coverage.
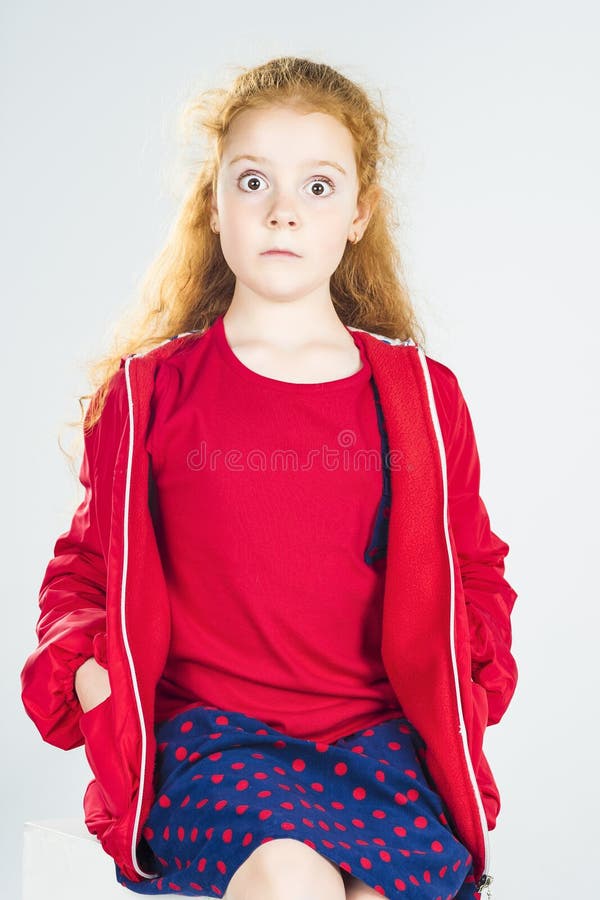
[238,172,267,192]
[305,177,334,197]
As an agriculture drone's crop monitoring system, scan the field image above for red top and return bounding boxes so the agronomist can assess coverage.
[146,313,404,739]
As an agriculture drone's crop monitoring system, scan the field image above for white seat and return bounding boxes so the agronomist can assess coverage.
[22,818,213,899]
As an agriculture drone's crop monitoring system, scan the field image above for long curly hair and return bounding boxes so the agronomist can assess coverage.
[75,56,425,439]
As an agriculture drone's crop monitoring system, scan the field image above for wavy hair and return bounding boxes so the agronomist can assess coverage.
[74,56,424,442]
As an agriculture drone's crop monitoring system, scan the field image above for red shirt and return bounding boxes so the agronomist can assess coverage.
[146,313,404,740]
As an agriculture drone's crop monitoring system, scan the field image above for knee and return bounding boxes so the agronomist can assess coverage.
[224,838,345,900]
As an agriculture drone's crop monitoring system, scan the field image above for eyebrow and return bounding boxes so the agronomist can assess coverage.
[228,154,347,176]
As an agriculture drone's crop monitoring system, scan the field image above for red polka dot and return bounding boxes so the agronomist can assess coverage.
[409,874,420,886]
[407,788,420,801]
[281,822,295,831]
[394,792,408,805]
[211,774,224,784]
[232,761,245,770]
[190,827,198,842]
[162,826,170,840]
[158,794,171,808]
[215,800,228,811]
[372,809,386,819]
[180,720,193,733]
[439,865,448,878]
[215,715,229,725]
[360,857,372,870]
[292,758,306,771]
[197,858,207,872]
[242,832,253,846]
[235,780,250,791]
[414,816,428,828]
[375,769,386,782]
[177,826,184,841]
[334,762,348,775]
[379,850,391,862]
[180,795,190,807]
[404,769,417,778]
[424,870,432,883]
[222,828,233,843]
[188,752,201,763]
[394,878,407,891]
[235,804,248,814]
[453,859,462,871]
[216,860,227,874]
[310,782,324,792]
[431,840,444,852]
[387,741,401,751]
[258,809,273,820]
[353,787,367,800]
[352,818,365,829]
[142,826,154,840]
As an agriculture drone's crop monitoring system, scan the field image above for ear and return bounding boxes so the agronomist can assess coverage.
[349,184,380,242]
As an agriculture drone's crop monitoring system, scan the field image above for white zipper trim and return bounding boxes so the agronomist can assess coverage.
[347,325,415,346]
[415,345,493,891]
[123,357,156,879]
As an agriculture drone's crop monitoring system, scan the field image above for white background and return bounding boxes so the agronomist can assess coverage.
[2,1,599,898]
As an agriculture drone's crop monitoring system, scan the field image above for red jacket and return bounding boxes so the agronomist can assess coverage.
[20,324,518,896]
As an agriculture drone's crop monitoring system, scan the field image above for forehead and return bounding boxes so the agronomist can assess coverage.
[222,106,356,168]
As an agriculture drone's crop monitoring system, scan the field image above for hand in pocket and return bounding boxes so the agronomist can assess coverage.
[75,656,111,713]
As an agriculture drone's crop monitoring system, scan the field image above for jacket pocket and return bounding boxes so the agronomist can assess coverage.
[79,694,130,819]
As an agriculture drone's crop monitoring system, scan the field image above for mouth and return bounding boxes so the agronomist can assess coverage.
[260,250,300,257]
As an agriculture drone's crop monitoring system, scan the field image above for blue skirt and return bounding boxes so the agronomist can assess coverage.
[117,705,480,898]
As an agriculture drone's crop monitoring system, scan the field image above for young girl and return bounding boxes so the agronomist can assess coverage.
[20,57,518,900]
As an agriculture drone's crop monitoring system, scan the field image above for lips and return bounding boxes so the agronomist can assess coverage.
[261,250,300,257]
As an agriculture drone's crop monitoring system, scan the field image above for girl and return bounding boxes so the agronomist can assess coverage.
[20,57,518,900]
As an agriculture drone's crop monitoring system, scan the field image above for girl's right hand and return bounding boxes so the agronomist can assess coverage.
[75,656,111,713]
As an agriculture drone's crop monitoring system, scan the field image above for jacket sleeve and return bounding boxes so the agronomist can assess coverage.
[20,366,128,750]
[430,360,519,726]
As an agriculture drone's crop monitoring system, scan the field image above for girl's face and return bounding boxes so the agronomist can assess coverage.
[211,104,373,305]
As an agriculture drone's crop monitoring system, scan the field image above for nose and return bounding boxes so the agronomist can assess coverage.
[266,187,299,229]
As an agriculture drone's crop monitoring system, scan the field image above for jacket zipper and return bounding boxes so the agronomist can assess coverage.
[123,356,157,879]
[415,346,493,898]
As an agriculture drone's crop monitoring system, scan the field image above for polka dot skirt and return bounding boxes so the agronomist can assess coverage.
[117,705,481,898]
